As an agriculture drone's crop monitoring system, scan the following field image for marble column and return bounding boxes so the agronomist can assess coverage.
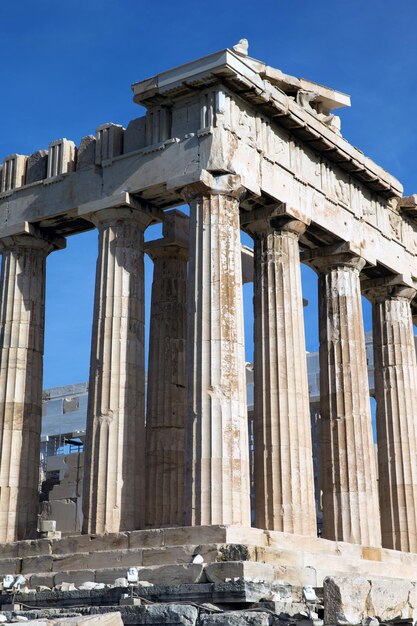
[365,282,417,552]
[145,210,188,528]
[303,246,381,546]
[0,231,62,542]
[246,214,316,535]
[182,174,251,526]
[82,206,152,534]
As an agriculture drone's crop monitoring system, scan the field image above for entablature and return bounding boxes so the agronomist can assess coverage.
[0,43,415,294]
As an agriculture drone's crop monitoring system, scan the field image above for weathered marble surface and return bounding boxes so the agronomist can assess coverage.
[364,283,417,552]
[0,232,63,542]
[182,174,251,527]
[82,207,153,534]
[145,210,188,528]
[243,211,316,535]
[303,247,381,547]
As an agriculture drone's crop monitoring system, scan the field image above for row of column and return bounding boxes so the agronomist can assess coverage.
[0,176,417,555]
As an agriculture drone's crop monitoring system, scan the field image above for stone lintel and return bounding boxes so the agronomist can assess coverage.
[362,275,416,302]
[166,169,246,201]
[301,241,366,273]
[0,221,66,252]
[180,171,245,202]
[78,192,163,226]
[240,203,310,235]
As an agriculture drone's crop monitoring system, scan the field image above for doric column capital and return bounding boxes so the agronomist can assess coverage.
[144,241,188,262]
[0,223,65,255]
[180,173,245,203]
[144,209,189,262]
[89,206,156,231]
[241,205,309,238]
[78,192,163,230]
[301,242,366,274]
[362,276,416,303]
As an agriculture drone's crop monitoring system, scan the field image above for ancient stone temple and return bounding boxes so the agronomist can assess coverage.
[1,41,417,624]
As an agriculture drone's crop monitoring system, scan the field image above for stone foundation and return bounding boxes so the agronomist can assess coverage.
[1,575,417,626]
[1,526,417,591]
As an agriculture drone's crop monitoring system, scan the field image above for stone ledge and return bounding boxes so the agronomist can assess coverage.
[3,528,417,589]
[1,579,300,609]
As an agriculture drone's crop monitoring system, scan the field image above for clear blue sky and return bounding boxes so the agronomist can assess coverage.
[1,0,417,388]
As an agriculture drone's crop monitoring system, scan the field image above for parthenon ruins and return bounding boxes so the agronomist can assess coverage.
[2,42,417,603]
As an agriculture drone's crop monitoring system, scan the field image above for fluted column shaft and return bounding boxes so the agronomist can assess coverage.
[251,218,316,534]
[304,248,381,546]
[182,175,251,526]
[0,233,57,541]
[145,211,188,527]
[367,284,417,551]
[82,207,152,534]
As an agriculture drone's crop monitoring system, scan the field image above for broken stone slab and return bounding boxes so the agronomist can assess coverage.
[25,151,48,184]
[204,562,275,583]
[323,576,371,626]
[77,137,96,170]
[114,579,128,588]
[324,576,371,625]
[54,571,96,588]
[200,611,272,625]
[216,544,257,562]
[95,563,205,586]
[211,579,294,605]
[367,579,417,623]
[324,576,417,625]
[54,614,123,626]
[2,589,96,610]
[4,579,301,612]
[139,604,198,625]
[77,583,105,591]
[123,118,147,154]
[55,583,76,592]
[258,600,310,618]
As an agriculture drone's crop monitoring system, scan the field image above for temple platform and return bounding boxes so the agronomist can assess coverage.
[0,526,417,590]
